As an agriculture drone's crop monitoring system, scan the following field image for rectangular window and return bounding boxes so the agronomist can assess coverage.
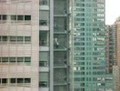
[2,78,7,84]
[10,78,16,83]
[0,15,1,20]
[10,36,16,43]
[9,57,16,63]
[2,15,7,20]
[18,15,23,20]
[24,57,31,65]
[39,31,49,46]
[2,36,8,42]
[39,61,48,67]
[17,57,24,64]
[0,79,1,84]
[17,36,23,43]
[25,15,31,20]
[39,81,48,87]
[40,0,47,5]
[11,15,16,20]
[0,36,1,42]
[17,78,23,83]
[24,78,31,83]
[0,57,1,63]
[39,20,47,26]
[25,36,31,43]
[2,57,8,63]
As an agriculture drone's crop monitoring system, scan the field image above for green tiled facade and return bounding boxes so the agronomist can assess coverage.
[72,0,106,91]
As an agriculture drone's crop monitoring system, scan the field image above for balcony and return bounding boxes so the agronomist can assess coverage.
[39,61,49,72]
[39,20,49,29]
[39,31,49,47]
[54,69,68,85]
[54,35,67,50]
[54,52,67,68]
[54,0,67,15]
[39,51,49,72]
[39,0,49,10]
[54,17,67,33]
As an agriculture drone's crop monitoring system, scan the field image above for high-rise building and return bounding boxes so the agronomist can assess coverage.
[71,0,106,91]
[0,0,39,91]
[38,0,71,91]
[0,0,71,91]
[113,17,120,91]
[106,25,116,74]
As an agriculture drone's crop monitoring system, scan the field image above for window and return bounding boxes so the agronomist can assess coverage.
[3,15,7,20]
[0,15,1,20]
[24,78,31,83]
[0,57,31,65]
[10,36,16,43]
[39,31,49,46]
[25,15,31,20]
[0,78,31,86]
[2,57,8,63]
[17,78,23,83]
[0,36,2,42]
[10,78,16,83]
[0,15,7,22]
[2,36,8,42]
[39,81,48,87]
[0,57,1,63]
[24,57,31,65]
[80,88,85,91]
[11,15,16,20]
[2,78,7,84]
[17,36,23,43]
[40,0,47,5]
[25,36,31,43]
[17,57,24,64]
[10,15,31,24]
[9,57,16,63]
[0,36,31,43]
[18,15,23,20]
[39,20,47,26]
[39,61,48,67]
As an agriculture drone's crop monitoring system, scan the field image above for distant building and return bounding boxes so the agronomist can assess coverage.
[113,17,120,91]
[106,25,116,73]
[71,0,107,91]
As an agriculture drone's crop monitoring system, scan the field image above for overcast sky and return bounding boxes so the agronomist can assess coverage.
[106,0,120,25]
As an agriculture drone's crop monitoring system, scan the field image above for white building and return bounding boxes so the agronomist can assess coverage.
[0,0,39,91]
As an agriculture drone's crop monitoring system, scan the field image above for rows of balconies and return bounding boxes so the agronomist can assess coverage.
[39,0,69,91]
[53,0,69,90]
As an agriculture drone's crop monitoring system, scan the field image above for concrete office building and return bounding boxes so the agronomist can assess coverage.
[113,17,120,91]
[106,25,116,74]
[105,25,116,91]
[71,0,107,91]
[0,0,71,91]
[0,0,39,91]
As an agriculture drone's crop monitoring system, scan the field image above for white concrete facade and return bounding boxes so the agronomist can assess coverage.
[0,0,39,91]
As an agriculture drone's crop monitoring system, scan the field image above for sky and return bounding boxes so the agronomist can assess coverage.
[106,0,120,25]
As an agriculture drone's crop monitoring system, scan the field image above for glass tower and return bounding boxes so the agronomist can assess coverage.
[72,0,106,91]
